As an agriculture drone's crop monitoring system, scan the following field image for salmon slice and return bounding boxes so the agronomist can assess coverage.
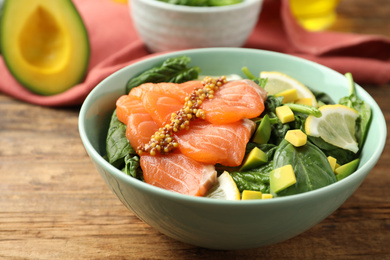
[116,95,159,149]
[142,91,183,126]
[178,80,202,95]
[116,94,146,124]
[175,119,256,167]
[126,113,159,150]
[129,82,189,101]
[140,153,217,196]
[201,79,267,124]
[128,82,199,126]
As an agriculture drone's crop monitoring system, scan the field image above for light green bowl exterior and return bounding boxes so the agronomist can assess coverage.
[79,48,386,250]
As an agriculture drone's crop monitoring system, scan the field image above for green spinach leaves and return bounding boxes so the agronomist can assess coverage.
[126,56,200,93]
[106,110,135,168]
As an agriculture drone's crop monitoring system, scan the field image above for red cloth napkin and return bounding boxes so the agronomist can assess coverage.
[1,0,389,107]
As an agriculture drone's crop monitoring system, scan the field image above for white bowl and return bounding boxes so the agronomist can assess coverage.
[129,0,264,52]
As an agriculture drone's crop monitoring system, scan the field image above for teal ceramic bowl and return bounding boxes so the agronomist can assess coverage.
[78,48,386,250]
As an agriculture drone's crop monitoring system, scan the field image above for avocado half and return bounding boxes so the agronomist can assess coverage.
[0,0,90,95]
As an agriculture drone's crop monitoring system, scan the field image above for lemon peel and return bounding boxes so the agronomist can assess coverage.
[205,171,240,200]
[260,71,317,107]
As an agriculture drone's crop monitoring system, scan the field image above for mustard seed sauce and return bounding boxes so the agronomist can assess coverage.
[137,76,228,156]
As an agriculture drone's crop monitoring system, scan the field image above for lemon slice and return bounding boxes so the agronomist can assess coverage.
[305,104,359,153]
[260,71,318,107]
[205,171,240,200]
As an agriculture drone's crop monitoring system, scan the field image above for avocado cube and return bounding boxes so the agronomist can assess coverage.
[327,156,337,172]
[294,98,313,106]
[270,165,297,193]
[239,147,268,172]
[285,129,307,147]
[252,114,271,144]
[275,105,295,123]
[242,190,262,200]
[335,159,360,181]
[261,193,273,199]
[275,89,298,104]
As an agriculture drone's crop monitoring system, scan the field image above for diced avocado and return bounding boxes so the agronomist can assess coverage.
[275,89,298,104]
[295,98,313,106]
[335,159,360,181]
[252,114,271,144]
[239,147,268,172]
[327,156,337,172]
[275,105,295,123]
[270,164,297,193]
[261,193,273,199]
[285,129,307,147]
[242,190,262,200]
[0,0,90,95]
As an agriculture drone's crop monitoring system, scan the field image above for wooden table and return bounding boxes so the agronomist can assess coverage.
[1,0,389,258]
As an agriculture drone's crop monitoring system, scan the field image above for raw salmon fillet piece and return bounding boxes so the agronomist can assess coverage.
[116,94,146,124]
[128,81,200,126]
[129,82,189,101]
[116,95,159,149]
[142,91,183,126]
[201,79,267,124]
[175,119,255,167]
[129,81,200,104]
[141,153,217,196]
[126,113,159,150]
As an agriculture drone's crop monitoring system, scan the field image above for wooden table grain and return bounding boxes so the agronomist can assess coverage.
[1,0,389,259]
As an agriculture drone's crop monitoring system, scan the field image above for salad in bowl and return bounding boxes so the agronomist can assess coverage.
[106,55,372,200]
[79,48,386,249]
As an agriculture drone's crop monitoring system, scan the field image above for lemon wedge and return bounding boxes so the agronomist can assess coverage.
[205,171,240,200]
[305,104,359,153]
[260,71,318,107]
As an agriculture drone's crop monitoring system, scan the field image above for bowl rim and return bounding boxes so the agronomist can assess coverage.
[131,0,263,13]
[79,47,387,206]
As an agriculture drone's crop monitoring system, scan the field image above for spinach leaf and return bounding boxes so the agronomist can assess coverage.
[260,95,289,145]
[122,155,143,180]
[230,162,272,193]
[310,89,335,105]
[263,95,284,114]
[106,110,136,168]
[269,121,290,146]
[126,56,201,93]
[289,112,307,132]
[308,136,357,165]
[339,73,372,149]
[272,139,337,197]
